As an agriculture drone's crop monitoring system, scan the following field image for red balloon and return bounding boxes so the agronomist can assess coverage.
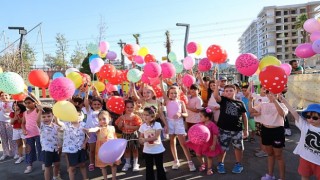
[106,96,125,115]
[120,70,129,82]
[107,70,123,85]
[99,64,117,80]
[12,93,27,101]
[152,85,163,98]
[124,44,134,56]
[28,70,50,88]
[144,54,156,63]
[206,45,227,64]
[179,92,188,105]
[259,65,288,94]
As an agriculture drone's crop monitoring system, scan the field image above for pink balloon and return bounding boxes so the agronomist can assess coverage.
[141,73,150,84]
[49,77,75,101]
[160,62,176,79]
[198,58,213,72]
[134,55,144,64]
[187,42,198,54]
[235,53,259,76]
[149,77,160,86]
[280,63,292,76]
[188,124,210,145]
[98,139,127,164]
[99,41,109,54]
[183,56,195,70]
[106,51,117,60]
[310,31,320,42]
[295,43,316,58]
[182,74,195,88]
[312,39,320,54]
[90,58,104,74]
[303,18,320,33]
[106,83,118,92]
[144,62,161,78]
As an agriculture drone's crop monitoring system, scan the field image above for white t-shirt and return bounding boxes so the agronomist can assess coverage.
[40,123,59,152]
[252,94,269,122]
[139,122,165,154]
[253,102,288,126]
[83,108,100,128]
[293,117,320,165]
[186,96,203,123]
[62,122,86,153]
[208,92,220,108]
[0,101,13,123]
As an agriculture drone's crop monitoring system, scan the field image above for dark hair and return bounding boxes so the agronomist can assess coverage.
[42,107,53,115]
[111,91,120,96]
[200,108,213,120]
[242,85,249,89]
[75,106,82,113]
[124,99,135,107]
[72,96,84,105]
[24,97,35,103]
[143,106,157,126]
[203,76,210,82]
[189,84,199,90]
[224,84,236,90]
[92,97,103,105]
[13,102,27,113]
[289,60,298,65]
[167,85,179,98]
[207,80,216,102]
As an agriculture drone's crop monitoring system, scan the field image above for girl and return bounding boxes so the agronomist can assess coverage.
[115,100,142,172]
[139,106,167,180]
[186,108,223,175]
[206,80,220,123]
[21,94,43,173]
[10,102,27,164]
[160,76,196,171]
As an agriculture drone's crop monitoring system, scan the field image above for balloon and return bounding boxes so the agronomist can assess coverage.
[141,73,150,84]
[280,63,292,76]
[187,42,198,54]
[179,92,188,105]
[310,31,320,42]
[259,65,288,94]
[92,81,105,92]
[99,64,116,80]
[235,53,259,76]
[127,69,142,83]
[65,68,79,76]
[149,77,160,86]
[195,44,202,56]
[152,85,162,98]
[295,43,316,58]
[144,62,161,78]
[52,72,64,80]
[131,44,140,55]
[144,54,156,63]
[172,61,183,73]
[87,43,99,54]
[98,51,107,58]
[98,139,127,164]
[303,18,320,33]
[160,62,176,79]
[89,54,100,63]
[206,44,227,64]
[188,124,210,145]
[28,70,50,88]
[259,56,281,71]
[123,44,134,56]
[134,55,144,64]
[0,72,25,94]
[106,51,117,60]
[106,83,118,92]
[53,101,78,122]
[106,70,123,85]
[248,74,260,85]
[81,73,91,86]
[183,56,195,70]
[49,77,75,101]
[312,40,320,54]
[138,47,149,57]
[168,52,177,62]
[12,93,27,101]
[119,70,129,82]
[106,96,125,115]
[99,41,109,54]
[66,72,83,88]
[198,58,213,72]
[0,67,3,73]
[90,58,104,74]
[182,74,195,88]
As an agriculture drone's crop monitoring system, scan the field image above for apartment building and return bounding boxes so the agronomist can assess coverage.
[238,20,258,55]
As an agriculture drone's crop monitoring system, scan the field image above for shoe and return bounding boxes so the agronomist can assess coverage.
[122,163,132,171]
[13,154,20,159]
[172,161,180,170]
[243,138,249,142]
[249,138,256,143]
[188,161,196,172]
[53,176,63,180]
[164,167,167,172]
[0,155,7,161]
[255,150,268,158]
[15,157,24,164]
[24,166,32,174]
[232,163,243,174]
[42,164,45,171]
[217,162,226,174]
[261,173,276,180]
[199,163,206,172]
[207,168,213,175]
[132,164,140,172]
[285,128,291,136]
[88,164,95,171]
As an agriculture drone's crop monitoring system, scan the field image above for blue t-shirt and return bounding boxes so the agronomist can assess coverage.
[241,96,251,119]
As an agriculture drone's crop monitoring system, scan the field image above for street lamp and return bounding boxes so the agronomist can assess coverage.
[176,23,190,58]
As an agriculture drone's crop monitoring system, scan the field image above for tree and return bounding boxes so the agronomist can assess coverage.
[70,42,86,68]
[55,33,69,69]
[133,34,140,45]
[80,53,92,75]
[165,30,172,61]
[44,54,56,69]
[294,13,308,43]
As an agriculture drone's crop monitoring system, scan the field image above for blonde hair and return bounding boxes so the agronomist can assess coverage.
[143,85,156,99]
[98,110,111,120]
[167,85,180,97]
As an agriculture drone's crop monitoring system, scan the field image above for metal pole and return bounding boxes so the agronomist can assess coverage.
[176,23,190,58]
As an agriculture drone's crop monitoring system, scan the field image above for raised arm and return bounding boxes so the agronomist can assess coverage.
[159,75,169,103]
[279,95,299,122]
[84,87,90,113]
[214,80,221,102]
[130,82,142,102]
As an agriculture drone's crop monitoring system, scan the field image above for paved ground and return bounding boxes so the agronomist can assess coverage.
[0,125,315,180]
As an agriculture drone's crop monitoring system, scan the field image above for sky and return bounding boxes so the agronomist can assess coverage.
[0,0,313,67]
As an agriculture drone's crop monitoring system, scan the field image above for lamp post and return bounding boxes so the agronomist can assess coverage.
[176,23,190,58]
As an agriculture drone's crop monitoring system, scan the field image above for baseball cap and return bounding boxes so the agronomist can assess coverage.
[219,76,227,81]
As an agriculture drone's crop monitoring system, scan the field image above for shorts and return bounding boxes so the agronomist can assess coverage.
[248,118,256,131]
[67,149,88,167]
[167,118,186,135]
[218,128,244,151]
[43,150,60,167]
[88,132,97,144]
[122,132,140,149]
[261,125,285,148]
[298,157,320,179]
[12,129,25,140]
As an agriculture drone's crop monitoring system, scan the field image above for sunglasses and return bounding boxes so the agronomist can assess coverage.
[305,115,319,121]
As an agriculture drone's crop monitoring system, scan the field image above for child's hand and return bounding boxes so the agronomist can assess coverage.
[216,80,221,87]
[81,143,86,150]
[163,125,168,134]
[213,106,220,110]
[23,129,27,135]
[243,130,249,139]
[173,112,181,119]
[139,138,145,145]
[36,104,43,111]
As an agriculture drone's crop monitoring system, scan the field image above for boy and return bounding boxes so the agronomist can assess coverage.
[186,84,203,130]
[241,85,256,142]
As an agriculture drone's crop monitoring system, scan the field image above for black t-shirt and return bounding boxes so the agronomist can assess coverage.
[217,96,247,131]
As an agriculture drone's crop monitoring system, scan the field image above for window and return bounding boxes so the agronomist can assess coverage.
[292,25,296,29]
[276,18,281,23]
[284,33,288,37]
[285,47,289,51]
[285,54,289,59]
[277,40,282,45]
[284,40,289,44]
[300,9,306,13]
[276,33,281,38]
[291,10,296,14]
[292,32,297,36]
[277,55,282,59]
[284,18,288,23]
[284,11,288,15]
[276,11,281,16]
[276,26,282,30]
[284,25,288,30]
[292,17,296,22]
[277,48,282,52]
[292,39,297,44]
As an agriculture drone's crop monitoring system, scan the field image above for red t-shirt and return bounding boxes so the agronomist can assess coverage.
[9,112,23,129]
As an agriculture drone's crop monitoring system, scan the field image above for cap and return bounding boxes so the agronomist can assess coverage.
[301,104,320,118]
[219,76,227,81]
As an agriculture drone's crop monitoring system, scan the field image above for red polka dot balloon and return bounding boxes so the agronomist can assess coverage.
[99,64,116,80]
[198,58,213,72]
[106,96,125,115]
[235,53,259,76]
[152,85,163,98]
[107,70,123,85]
[259,65,288,94]
[206,44,227,64]
[144,54,156,63]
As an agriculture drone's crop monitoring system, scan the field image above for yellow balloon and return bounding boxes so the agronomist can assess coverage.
[98,50,107,58]
[259,56,281,71]
[66,72,82,88]
[0,67,3,73]
[138,47,149,57]
[92,81,105,92]
[255,68,260,75]
[122,82,129,93]
[195,44,202,56]
[53,101,78,122]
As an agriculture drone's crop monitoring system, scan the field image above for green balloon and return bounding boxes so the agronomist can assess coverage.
[168,52,177,62]
[0,72,25,94]
[172,61,183,73]
[87,43,99,54]
[127,69,142,83]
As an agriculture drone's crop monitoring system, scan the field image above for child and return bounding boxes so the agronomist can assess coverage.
[62,106,88,180]
[280,98,320,180]
[241,85,256,142]
[207,80,220,122]
[139,106,167,180]
[185,84,203,130]
[10,102,27,164]
[37,106,62,180]
[186,108,223,175]
[213,81,248,174]
[115,99,142,172]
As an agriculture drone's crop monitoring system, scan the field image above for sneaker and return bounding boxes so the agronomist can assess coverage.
[217,162,226,174]
[0,155,7,161]
[164,167,167,172]
[172,161,180,170]
[24,166,32,174]
[243,138,249,142]
[232,163,243,174]
[255,150,268,158]
[132,164,140,172]
[284,128,291,136]
[261,173,276,180]
[53,176,63,180]
[199,163,206,172]
[122,163,132,171]
[15,157,24,164]
[13,154,20,159]
[42,164,45,171]
[188,161,196,172]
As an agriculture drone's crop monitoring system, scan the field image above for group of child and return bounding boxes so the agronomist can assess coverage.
[0,70,319,180]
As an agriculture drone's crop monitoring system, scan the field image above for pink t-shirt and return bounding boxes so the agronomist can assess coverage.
[254,102,288,126]
[24,109,40,138]
[166,100,182,119]
[186,96,203,123]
